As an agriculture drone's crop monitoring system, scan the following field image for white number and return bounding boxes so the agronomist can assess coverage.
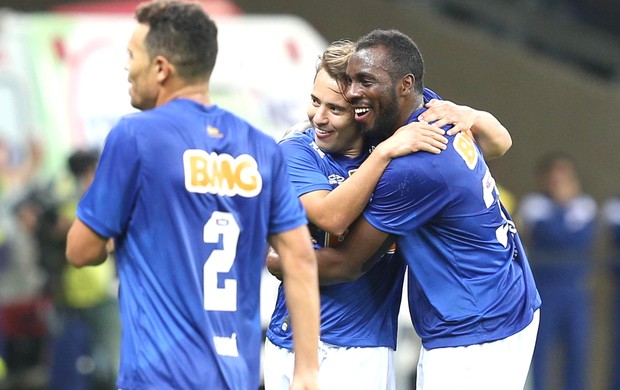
[203,211,240,312]
[481,169,516,248]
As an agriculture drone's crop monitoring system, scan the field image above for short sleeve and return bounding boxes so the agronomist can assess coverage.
[76,118,141,238]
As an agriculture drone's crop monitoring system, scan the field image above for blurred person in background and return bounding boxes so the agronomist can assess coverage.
[46,149,120,390]
[601,194,620,390]
[0,136,48,388]
[518,152,597,390]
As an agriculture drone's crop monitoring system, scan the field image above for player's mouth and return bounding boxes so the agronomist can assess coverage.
[354,107,370,121]
[315,127,335,138]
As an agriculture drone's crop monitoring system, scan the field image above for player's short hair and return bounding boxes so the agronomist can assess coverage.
[356,29,425,93]
[317,39,355,81]
[135,0,218,81]
[314,39,355,97]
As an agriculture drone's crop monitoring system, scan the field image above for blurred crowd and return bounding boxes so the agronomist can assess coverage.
[0,137,119,390]
[1,137,620,390]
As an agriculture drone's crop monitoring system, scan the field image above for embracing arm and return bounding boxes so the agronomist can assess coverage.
[266,216,392,285]
[314,216,393,284]
[303,122,447,236]
[268,225,320,388]
[419,99,512,160]
[66,218,109,268]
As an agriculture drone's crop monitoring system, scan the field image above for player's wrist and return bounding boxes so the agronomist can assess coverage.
[372,142,395,161]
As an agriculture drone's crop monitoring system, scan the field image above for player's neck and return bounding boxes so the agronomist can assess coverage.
[400,95,424,127]
[158,83,212,107]
[339,137,365,159]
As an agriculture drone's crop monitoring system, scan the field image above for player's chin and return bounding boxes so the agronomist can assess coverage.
[315,139,338,153]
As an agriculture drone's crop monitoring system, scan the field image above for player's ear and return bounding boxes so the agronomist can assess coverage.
[153,55,173,84]
[400,74,414,96]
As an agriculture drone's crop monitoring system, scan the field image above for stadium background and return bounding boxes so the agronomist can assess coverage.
[1,0,619,388]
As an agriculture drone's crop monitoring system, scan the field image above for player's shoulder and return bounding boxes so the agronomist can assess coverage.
[278,128,316,155]
[190,103,280,146]
[281,120,313,139]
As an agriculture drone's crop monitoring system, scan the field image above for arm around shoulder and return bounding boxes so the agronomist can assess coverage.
[420,99,512,159]
[316,216,393,285]
[469,110,512,160]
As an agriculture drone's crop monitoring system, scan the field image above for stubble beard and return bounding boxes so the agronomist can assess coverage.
[362,92,400,142]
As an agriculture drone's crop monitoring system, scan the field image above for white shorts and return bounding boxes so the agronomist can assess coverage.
[416,309,540,390]
[263,338,395,390]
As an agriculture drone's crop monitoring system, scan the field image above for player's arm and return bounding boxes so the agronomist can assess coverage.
[314,216,392,284]
[266,218,391,285]
[268,225,320,389]
[302,121,447,236]
[419,99,512,160]
[66,218,109,267]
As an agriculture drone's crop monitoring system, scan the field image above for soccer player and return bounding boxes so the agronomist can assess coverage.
[312,29,541,390]
[264,39,514,390]
[65,1,320,389]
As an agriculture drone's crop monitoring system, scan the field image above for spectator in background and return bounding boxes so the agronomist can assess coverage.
[518,152,597,390]
[602,195,620,390]
[0,136,47,387]
[46,149,120,390]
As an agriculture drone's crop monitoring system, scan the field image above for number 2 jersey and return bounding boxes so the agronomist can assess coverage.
[363,106,542,350]
[76,99,307,390]
[266,127,406,350]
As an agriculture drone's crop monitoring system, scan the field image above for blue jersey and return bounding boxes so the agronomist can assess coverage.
[266,127,405,350]
[76,99,307,390]
[364,107,541,350]
[519,192,597,280]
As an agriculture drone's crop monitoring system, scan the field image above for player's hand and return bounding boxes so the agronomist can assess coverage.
[377,121,447,158]
[281,119,312,139]
[419,99,479,136]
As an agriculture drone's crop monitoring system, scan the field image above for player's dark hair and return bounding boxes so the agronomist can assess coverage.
[135,0,218,81]
[356,29,424,93]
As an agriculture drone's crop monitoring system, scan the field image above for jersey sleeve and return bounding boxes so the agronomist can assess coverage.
[76,118,140,238]
[267,143,308,235]
[363,157,448,234]
[278,135,332,197]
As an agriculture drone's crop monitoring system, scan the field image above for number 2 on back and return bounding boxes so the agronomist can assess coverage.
[203,211,239,312]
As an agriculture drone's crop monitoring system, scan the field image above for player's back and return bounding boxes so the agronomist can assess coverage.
[364,121,540,350]
[92,98,303,389]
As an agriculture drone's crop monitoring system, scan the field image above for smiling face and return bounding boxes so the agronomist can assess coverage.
[125,23,160,110]
[307,68,363,157]
[345,45,402,139]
